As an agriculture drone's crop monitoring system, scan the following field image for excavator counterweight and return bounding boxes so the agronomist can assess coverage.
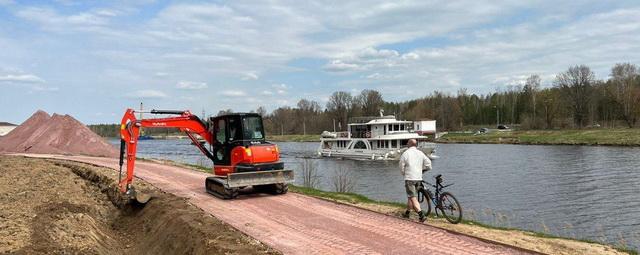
[118,108,293,203]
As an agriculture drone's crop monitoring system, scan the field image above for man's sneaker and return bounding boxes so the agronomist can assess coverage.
[402,210,411,218]
[418,211,427,222]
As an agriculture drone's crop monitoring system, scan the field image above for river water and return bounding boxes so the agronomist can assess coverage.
[114,139,640,250]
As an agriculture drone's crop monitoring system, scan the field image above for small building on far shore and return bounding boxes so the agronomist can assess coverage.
[413,119,436,136]
[0,122,18,136]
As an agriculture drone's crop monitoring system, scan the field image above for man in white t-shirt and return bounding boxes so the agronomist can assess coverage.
[399,139,432,222]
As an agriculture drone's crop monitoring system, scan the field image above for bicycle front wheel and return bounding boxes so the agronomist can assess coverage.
[438,192,462,224]
[421,190,432,217]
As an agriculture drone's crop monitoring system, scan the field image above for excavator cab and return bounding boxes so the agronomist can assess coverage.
[210,113,283,173]
[210,113,266,167]
[206,113,291,199]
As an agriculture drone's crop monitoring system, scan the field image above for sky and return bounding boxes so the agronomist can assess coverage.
[1,0,639,124]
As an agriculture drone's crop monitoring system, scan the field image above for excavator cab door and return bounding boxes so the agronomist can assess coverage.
[212,117,232,167]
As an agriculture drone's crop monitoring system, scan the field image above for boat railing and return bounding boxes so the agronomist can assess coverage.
[387,130,411,134]
[336,131,349,138]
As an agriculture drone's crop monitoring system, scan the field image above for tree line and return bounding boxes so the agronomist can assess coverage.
[90,62,640,137]
[261,63,640,134]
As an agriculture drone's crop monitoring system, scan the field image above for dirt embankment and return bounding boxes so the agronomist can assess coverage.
[0,156,278,254]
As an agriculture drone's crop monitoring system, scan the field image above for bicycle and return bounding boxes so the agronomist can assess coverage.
[417,174,463,224]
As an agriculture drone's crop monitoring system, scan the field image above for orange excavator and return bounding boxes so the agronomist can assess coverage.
[118,108,293,203]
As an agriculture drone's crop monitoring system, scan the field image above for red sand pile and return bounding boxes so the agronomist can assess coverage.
[0,110,118,157]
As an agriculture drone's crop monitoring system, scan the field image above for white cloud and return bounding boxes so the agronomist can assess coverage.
[221,90,246,97]
[31,85,59,92]
[0,74,45,83]
[4,1,640,121]
[176,81,208,90]
[323,60,362,72]
[127,89,168,99]
[241,72,259,80]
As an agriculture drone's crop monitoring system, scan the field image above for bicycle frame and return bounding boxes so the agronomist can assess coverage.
[418,176,453,210]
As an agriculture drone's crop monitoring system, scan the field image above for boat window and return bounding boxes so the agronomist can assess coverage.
[354,141,366,149]
[401,140,408,146]
[385,140,389,148]
[394,124,399,131]
[392,140,397,148]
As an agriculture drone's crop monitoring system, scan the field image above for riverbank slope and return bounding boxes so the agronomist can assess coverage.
[290,186,636,255]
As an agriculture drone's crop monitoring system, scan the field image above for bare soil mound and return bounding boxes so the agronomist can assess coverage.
[0,156,277,254]
[0,110,117,157]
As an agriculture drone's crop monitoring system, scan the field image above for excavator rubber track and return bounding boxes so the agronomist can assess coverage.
[205,177,239,199]
[205,169,293,199]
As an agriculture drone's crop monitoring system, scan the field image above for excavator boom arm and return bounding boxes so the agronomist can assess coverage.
[118,108,213,192]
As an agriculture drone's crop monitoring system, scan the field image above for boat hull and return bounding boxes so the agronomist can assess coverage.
[318,144,435,161]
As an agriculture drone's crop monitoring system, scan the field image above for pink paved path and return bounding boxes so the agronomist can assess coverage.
[23,154,534,255]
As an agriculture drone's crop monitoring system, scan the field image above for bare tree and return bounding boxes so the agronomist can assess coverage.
[607,63,640,127]
[331,167,356,193]
[217,109,233,116]
[539,89,560,129]
[523,74,541,128]
[357,89,385,116]
[555,65,595,128]
[297,99,321,113]
[256,106,267,117]
[326,91,353,130]
[301,159,320,188]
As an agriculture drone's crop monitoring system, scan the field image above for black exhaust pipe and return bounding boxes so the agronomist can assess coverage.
[150,109,186,115]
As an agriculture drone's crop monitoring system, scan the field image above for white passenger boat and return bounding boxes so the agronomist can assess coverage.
[318,111,437,160]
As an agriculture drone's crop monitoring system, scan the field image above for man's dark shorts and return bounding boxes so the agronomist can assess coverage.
[405,180,421,198]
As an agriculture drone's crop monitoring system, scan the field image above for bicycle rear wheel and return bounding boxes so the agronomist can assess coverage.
[438,192,462,224]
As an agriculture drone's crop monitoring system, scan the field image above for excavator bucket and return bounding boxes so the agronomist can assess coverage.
[226,169,294,188]
[125,186,151,206]
[134,192,151,204]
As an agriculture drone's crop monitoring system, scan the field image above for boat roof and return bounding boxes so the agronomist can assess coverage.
[349,118,413,126]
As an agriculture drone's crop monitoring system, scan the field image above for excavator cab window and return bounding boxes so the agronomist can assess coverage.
[210,113,266,166]
[242,116,264,140]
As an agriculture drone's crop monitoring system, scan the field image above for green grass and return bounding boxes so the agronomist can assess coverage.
[289,185,405,208]
[439,129,640,146]
[290,184,638,254]
[266,134,319,142]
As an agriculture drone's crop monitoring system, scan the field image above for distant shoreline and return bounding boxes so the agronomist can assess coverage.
[101,129,640,147]
[437,129,640,147]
